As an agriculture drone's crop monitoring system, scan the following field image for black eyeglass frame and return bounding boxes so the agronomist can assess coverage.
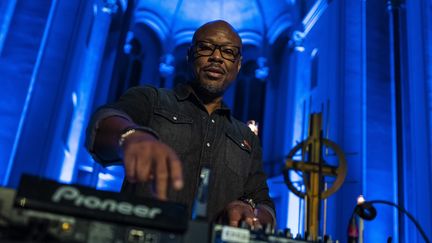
[190,41,242,62]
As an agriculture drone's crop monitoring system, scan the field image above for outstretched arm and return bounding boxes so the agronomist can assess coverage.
[85,86,183,200]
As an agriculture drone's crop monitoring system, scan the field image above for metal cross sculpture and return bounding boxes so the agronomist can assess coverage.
[283,113,347,241]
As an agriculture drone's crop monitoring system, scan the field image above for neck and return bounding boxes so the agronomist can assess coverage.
[203,98,222,114]
[190,83,223,114]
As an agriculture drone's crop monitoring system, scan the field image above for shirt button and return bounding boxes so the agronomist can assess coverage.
[206,142,211,147]
[211,119,215,123]
[173,116,178,121]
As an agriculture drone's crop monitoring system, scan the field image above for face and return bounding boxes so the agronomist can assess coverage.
[190,21,242,97]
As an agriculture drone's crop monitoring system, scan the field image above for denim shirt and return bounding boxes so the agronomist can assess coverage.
[86,84,275,221]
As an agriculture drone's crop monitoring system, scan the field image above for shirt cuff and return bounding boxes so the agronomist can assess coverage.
[85,108,159,165]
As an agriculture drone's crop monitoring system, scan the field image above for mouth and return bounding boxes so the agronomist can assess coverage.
[203,66,225,79]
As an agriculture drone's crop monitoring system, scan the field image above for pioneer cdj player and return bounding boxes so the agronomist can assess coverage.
[1,174,188,242]
[0,175,316,243]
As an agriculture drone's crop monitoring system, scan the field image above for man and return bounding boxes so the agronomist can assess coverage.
[86,20,275,229]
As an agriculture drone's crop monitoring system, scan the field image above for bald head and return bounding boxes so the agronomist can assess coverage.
[192,20,242,48]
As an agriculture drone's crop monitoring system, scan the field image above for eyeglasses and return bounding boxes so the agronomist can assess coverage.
[192,41,241,62]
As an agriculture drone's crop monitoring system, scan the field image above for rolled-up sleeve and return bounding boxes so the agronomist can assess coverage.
[85,85,158,165]
[85,108,134,163]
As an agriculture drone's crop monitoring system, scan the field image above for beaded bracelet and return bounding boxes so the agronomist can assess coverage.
[118,126,159,147]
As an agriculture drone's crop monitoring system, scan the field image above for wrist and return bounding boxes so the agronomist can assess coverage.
[117,126,159,160]
[118,126,159,147]
[239,197,256,210]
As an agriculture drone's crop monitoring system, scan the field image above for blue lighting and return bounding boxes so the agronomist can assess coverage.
[0,1,430,241]
[60,2,114,183]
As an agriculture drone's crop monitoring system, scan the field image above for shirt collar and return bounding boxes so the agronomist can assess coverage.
[174,83,232,119]
[174,83,192,101]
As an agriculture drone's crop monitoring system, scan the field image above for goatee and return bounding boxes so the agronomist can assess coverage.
[190,81,224,102]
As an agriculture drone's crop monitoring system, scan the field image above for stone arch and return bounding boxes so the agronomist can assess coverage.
[267,12,292,45]
[133,10,169,45]
[129,23,163,86]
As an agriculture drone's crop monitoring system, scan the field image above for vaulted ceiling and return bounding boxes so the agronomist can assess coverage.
[133,0,297,49]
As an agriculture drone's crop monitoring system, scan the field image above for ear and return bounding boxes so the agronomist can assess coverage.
[186,48,190,63]
[187,47,193,64]
[236,56,242,72]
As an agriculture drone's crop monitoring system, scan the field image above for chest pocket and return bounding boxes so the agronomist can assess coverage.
[150,108,193,153]
[224,131,252,178]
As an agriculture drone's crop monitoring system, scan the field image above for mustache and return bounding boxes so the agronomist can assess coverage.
[203,64,225,74]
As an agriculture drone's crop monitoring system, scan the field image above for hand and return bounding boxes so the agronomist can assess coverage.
[224,200,261,229]
[120,131,183,200]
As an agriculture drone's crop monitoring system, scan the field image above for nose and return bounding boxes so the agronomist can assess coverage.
[208,47,223,63]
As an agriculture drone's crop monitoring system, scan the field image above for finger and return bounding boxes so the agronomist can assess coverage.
[123,152,137,183]
[252,217,262,230]
[244,217,254,227]
[154,154,169,200]
[228,207,242,227]
[135,148,153,182]
[243,209,255,228]
[168,152,183,190]
[252,208,263,230]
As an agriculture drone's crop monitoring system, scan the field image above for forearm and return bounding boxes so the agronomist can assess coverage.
[93,116,136,163]
[85,86,158,165]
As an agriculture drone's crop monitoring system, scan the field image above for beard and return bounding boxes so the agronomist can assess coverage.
[190,78,228,101]
[189,63,236,101]
[200,80,226,95]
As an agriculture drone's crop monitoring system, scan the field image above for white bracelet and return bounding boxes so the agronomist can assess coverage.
[118,128,138,147]
[118,126,160,147]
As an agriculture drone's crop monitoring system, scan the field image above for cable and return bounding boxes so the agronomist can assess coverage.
[353,200,430,243]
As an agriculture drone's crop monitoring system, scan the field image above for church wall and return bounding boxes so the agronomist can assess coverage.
[0,0,431,241]
[402,0,432,240]
[0,0,52,186]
